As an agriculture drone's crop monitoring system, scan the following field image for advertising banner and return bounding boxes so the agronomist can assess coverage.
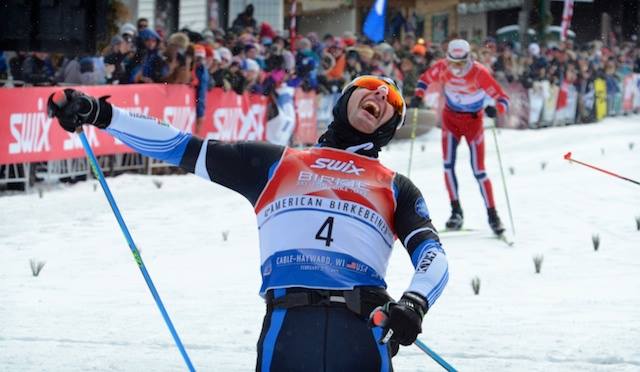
[622,74,635,114]
[293,89,319,145]
[0,84,194,165]
[196,88,268,141]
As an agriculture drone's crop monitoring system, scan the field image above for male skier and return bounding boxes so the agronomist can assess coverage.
[409,39,509,235]
[48,75,448,371]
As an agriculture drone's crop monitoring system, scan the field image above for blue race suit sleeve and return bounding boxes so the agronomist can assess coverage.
[107,107,192,166]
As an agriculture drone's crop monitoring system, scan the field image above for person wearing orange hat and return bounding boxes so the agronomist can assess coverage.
[411,44,426,57]
[408,39,510,236]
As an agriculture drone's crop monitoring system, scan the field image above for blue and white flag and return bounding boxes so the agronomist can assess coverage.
[363,0,386,43]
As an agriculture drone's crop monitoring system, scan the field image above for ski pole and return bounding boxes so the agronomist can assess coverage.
[372,308,457,371]
[414,339,458,372]
[489,122,516,236]
[78,129,196,371]
[407,107,419,178]
[564,152,640,186]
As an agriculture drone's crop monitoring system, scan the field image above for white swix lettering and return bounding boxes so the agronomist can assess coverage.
[8,111,52,154]
[310,158,364,175]
[163,106,196,132]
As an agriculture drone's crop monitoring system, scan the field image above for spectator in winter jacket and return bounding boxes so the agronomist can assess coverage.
[493,45,519,84]
[209,49,227,90]
[354,45,375,75]
[325,43,346,81]
[294,38,319,91]
[527,43,548,82]
[57,55,104,85]
[399,56,418,98]
[375,42,401,82]
[344,49,362,82]
[242,58,263,94]
[244,43,265,69]
[9,51,28,82]
[259,22,277,46]
[104,35,132,84]
[22,52,55,85]
[272,36,295,73]
[231,4,257,34]
[318,45,346,94]
[262,53,287,97]
[132,28,169,83]
[227,60,246,95]
[120,23,137,44]
[165,32,192,84]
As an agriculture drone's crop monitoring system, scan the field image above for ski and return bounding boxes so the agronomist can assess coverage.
[438,228,478,237]
[495,233,515,247]
[439,227,514,246]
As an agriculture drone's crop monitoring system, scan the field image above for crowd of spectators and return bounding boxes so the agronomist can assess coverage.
[2,2,640,119]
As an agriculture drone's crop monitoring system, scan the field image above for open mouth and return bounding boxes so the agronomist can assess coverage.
[361,100,381,119]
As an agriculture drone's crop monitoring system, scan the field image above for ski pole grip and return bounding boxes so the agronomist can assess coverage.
[371,308,388,327]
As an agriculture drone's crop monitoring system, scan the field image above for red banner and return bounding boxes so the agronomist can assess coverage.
[196,88,268,141]
[293,89,318,145]
[1,85,317,165]
[0,84,195,165]
[622,74,635,114]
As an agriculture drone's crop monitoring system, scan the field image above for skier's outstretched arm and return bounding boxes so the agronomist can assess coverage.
[48,89,284,204]
[370,173,448,346]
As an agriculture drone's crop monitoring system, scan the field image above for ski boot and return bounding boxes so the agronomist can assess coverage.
[445,200,464,230]
[487,207,505,236]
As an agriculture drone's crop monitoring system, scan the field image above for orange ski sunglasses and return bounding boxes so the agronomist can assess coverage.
[343,75,407,127]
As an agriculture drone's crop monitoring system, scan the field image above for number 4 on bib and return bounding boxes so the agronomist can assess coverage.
[315,217,335,246]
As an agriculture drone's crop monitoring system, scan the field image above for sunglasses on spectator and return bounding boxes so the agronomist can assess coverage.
[344,75,406,124]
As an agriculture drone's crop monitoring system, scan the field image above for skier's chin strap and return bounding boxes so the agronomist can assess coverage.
[318,124,380,158]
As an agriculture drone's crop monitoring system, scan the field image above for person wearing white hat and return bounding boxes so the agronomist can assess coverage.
[408,39,510,236]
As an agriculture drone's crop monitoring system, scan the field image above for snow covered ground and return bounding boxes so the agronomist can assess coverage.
[1,116,639,371]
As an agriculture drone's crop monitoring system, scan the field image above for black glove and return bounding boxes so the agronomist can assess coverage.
[484,105,497,118]
[369,292,427,346]
[47,89,113,132]
[408,96,422,109]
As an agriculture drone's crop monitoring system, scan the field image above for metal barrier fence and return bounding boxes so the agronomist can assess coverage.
[0,154,172,192]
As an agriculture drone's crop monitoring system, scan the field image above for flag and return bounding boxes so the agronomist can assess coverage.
[363,0,386,43]
[560,0,574,42]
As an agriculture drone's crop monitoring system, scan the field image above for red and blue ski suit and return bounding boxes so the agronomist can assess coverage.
[415,60,509,208]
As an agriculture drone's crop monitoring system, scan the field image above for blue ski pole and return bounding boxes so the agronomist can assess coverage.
[371,306,456,371]
[78,129,195,371]
[415,339,457,372]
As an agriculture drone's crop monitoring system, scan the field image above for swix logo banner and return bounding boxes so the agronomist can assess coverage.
[0,84,194,164]
[197,89,268,141]
[310,158,364,175]
[1,85,317,164]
